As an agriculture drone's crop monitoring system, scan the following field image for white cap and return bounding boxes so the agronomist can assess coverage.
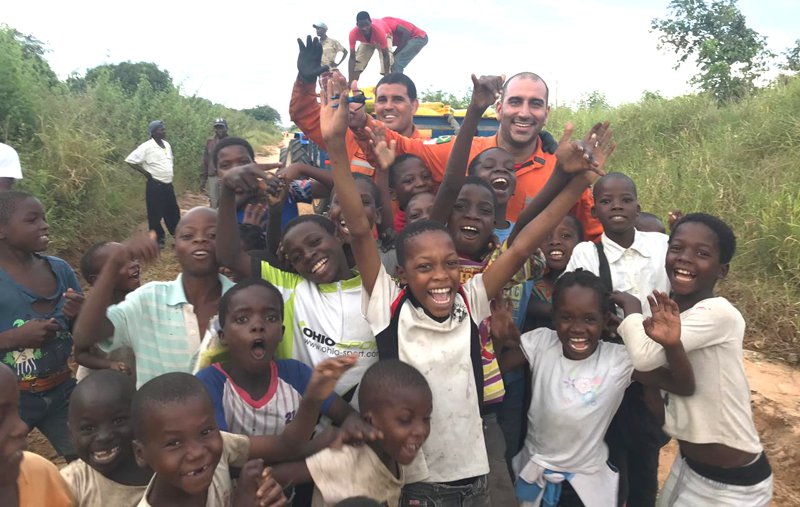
[0,143,23,180]
[313,22,328,30]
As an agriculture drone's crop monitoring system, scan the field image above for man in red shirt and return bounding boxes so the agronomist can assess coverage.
[351,72,603,241]
[348,12,428,82]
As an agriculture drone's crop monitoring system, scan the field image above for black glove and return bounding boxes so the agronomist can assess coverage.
[539,130,558,154]
[297,35,330,84]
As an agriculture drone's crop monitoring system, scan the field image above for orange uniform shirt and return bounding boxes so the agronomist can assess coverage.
[355,116,603,241]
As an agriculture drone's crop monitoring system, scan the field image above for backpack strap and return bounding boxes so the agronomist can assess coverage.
[595,241,613,292]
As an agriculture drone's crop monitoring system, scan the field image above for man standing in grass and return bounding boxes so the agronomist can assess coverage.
[200,118,229,208]
[125,120,180,249]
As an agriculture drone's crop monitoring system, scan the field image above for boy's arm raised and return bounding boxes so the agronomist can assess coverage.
[429,74,503,224]
[482,125,615,299]
[323,73,383,295]
[631,292,695,396]
[507,122,612,246]
[73,232,159,350]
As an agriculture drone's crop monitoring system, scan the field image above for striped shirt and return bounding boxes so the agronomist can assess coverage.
[100,274,235,388]
[196,360,335,436]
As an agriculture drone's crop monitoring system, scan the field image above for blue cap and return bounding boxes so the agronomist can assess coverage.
[148,120,165,135]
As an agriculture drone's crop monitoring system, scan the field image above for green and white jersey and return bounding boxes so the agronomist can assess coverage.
[257,260,377,397]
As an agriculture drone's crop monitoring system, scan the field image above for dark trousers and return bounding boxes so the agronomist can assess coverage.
[605,382,667,507]
[19,378,76,459]
[145,178,180,242]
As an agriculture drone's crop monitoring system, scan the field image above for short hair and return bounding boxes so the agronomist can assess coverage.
[239,224,266,251]
[80,241,112,282]
[358,360,431,412]
[552,269,612,316]
[396,219,452,266]
[131,372,211,439]
[282,213,337,240]
[335,498,382,507]
[375,73,418,102]
[636,212,666,234]
[70,369,135,416]
[212,137,255,168]
[670,212,736,264]
[467,147,511,175]
[561,213,584,242]
[502,72,550,104]
[331,173,382,209]
[460,176,498,210]
[0,190,33,225]
[593,172,638,200]
[356,11,371,22]
[388,154,426,189]
[218,278,284,328]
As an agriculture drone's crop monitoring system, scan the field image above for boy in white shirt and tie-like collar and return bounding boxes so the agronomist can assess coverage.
[563,171,670,507]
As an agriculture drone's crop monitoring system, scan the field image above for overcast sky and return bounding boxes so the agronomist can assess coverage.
[3,0,797,126]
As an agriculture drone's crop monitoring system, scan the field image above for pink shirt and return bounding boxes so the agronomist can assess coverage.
[381,17,427,39]
[349,19,391,50]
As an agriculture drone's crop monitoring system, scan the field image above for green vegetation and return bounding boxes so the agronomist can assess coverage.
[0,26,280,255]
[553,77,800,354]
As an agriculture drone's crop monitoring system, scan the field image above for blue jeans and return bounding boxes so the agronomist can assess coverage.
[394,35,428,74]
[400,475,490,506]
[18,377,76,458]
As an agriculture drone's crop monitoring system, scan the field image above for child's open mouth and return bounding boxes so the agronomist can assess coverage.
[311,257,328,275]
[673,268,696,282]
[548,249,564,261]
[428,287,452,305]
[491,177,509,191]
[182,463,211,477]
[91,446,121,465]
[192,250,210,260]
[569,337,590,353]
[459,226,480,240]
[609,215,627,223]
[250,339,268,360]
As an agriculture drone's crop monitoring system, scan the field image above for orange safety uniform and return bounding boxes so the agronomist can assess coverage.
[354,116,603,241]
[289,77,427,177]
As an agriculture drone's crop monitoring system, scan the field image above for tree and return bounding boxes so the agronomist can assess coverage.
[71,62,173,95]
[419,88,471,109]
[651,0,774,103]
[781,39,800,72]
[578,91,610,110]
[242,104,281,125]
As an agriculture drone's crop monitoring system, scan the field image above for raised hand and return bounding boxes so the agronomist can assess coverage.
[668,209,683,231]
[62,288,84,320]
[319,72,351,147]
[255,467,288,507]
[367,122,397,171]
[338,412,383,446]
[120,230,160,267]
[221,163,271,197]
[296,35,329,84]
[489,291,520,349]
[264,173,288,209]
[305,355,357,402]
[470,74,504,112]
[242,202,268,225]
[554,121,616,176]
[643,291,682,347]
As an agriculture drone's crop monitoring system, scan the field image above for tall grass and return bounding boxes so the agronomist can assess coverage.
[549,77,800,355]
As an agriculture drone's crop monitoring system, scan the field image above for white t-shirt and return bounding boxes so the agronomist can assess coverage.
[362,264,491,483]
[565,230,670,316]
[256,260,377,398]
[137,432,250,507]
[125,138,174,183]
[307,444,403,507]
[517,328,634,474]
[61,459,148,507]
[0,142,23,179]
[618,297,763,454]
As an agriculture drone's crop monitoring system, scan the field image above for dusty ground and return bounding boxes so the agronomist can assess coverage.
[28,137,800,504]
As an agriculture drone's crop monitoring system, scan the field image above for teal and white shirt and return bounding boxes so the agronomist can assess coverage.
[100,273,235,388]
[256,260,377,398]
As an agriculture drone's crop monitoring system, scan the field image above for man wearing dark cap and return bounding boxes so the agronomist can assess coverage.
[125,120,180,248]
[200,118,228,208]
[348,11,427,82]
[314,22,347,69]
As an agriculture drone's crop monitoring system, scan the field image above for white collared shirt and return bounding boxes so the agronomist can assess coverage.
[564,230,670,316]
[125,138,174,183]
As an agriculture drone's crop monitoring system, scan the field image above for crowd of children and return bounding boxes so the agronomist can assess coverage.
[0,28,775,507]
